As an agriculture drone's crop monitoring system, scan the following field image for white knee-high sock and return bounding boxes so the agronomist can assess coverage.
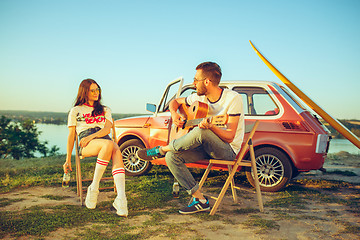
[90,158,109,190]
[112,168,126,199]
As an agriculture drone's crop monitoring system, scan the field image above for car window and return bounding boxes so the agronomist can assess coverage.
[233,87,279,116]
[161,85,279,116]
[158,81,182,113]
[180,87,196,99]
[240,94,249,115]
[280,86,306,110]
[161,86,195,112]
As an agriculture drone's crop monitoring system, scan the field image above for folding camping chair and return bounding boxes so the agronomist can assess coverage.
[198,120,263,215]
[75,121,117,205]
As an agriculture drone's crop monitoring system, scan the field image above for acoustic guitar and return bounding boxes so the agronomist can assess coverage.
[169,101,228,141]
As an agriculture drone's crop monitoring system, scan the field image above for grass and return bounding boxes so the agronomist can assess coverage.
[265,191,307,209]
[0,156,195,239]
[293,178,353,190]
[0,197,25,207]
[326,152,360,167]
[40,194,71,201]
[0,155,68,193]
[0,204,127,237]
[325,170,357,176]
[339,221,360,234]
[233,207,259,215]
[1,154,360,239]
[242,215,280,233]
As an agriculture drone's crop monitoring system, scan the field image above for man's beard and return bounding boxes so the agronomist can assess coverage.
[196,85,207,96]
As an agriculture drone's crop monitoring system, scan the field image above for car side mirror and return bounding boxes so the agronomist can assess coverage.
[146,103,156,113]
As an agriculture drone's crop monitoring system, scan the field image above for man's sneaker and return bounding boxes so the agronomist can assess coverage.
[113,197,128,217]
[85,186,99,209]
[179,197,210,215]
[136,146,164,161]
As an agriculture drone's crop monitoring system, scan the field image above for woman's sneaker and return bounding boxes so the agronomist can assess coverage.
[113,197,128,217]
[136,146,164,161]
[85,186,99,209]
[179,197,210,214]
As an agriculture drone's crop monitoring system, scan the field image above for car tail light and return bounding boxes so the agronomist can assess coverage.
[316,134,330,153]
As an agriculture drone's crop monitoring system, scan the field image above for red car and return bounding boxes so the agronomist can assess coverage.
[114,77,330,192]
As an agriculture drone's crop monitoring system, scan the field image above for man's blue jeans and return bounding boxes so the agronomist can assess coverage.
[165,127,236,195]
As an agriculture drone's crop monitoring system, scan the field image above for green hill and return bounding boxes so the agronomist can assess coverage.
[321,119,360,139]
[0,110,143,125]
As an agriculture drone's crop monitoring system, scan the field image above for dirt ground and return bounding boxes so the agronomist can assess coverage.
[1,184,359,240]
[1,155,360,240]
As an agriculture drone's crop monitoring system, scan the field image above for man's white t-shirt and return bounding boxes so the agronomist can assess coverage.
[186,88,244,154]
[67,104,112,135]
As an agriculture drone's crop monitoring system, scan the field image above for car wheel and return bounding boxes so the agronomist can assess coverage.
[119,139,152,176]
[245,147,292,192]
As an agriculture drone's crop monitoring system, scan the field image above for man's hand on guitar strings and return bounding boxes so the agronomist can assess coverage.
[199,118,213,129]
[172,113,186,128]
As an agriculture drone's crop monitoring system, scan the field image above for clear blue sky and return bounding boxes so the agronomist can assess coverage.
[1,0,359,119]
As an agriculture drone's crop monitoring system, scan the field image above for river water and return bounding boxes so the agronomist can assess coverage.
[37,124,360,155]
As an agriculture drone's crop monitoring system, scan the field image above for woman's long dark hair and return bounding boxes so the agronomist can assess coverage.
[74,79,105,117]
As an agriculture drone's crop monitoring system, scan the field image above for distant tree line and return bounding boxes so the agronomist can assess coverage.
[0,110,143,125]
[323,120,360,139]
[0,116,59,159]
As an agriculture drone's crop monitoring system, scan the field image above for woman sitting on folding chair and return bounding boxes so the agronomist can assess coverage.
[63,78,128,217]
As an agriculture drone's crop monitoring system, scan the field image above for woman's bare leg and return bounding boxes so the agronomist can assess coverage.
[82,139,113,190]
[82,139,113,160]
[111,142,124,170]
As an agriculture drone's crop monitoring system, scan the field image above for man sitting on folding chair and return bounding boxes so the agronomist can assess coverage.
[63,78,128,217]
[137,62,244,214]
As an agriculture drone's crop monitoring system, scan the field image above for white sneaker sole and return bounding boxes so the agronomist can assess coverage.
[113,201,128,217]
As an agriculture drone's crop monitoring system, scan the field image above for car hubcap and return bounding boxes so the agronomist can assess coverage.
[122,145,147,173]
[255,154,284,187]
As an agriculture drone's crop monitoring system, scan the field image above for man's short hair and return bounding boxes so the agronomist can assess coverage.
[196,62,222,85]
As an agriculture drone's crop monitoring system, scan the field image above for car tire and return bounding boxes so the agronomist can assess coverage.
[119,139,152,176]
[245,147,292,192]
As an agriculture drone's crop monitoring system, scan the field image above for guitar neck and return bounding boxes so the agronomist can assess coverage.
[184,118,204,128]
[184,115,228,128]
